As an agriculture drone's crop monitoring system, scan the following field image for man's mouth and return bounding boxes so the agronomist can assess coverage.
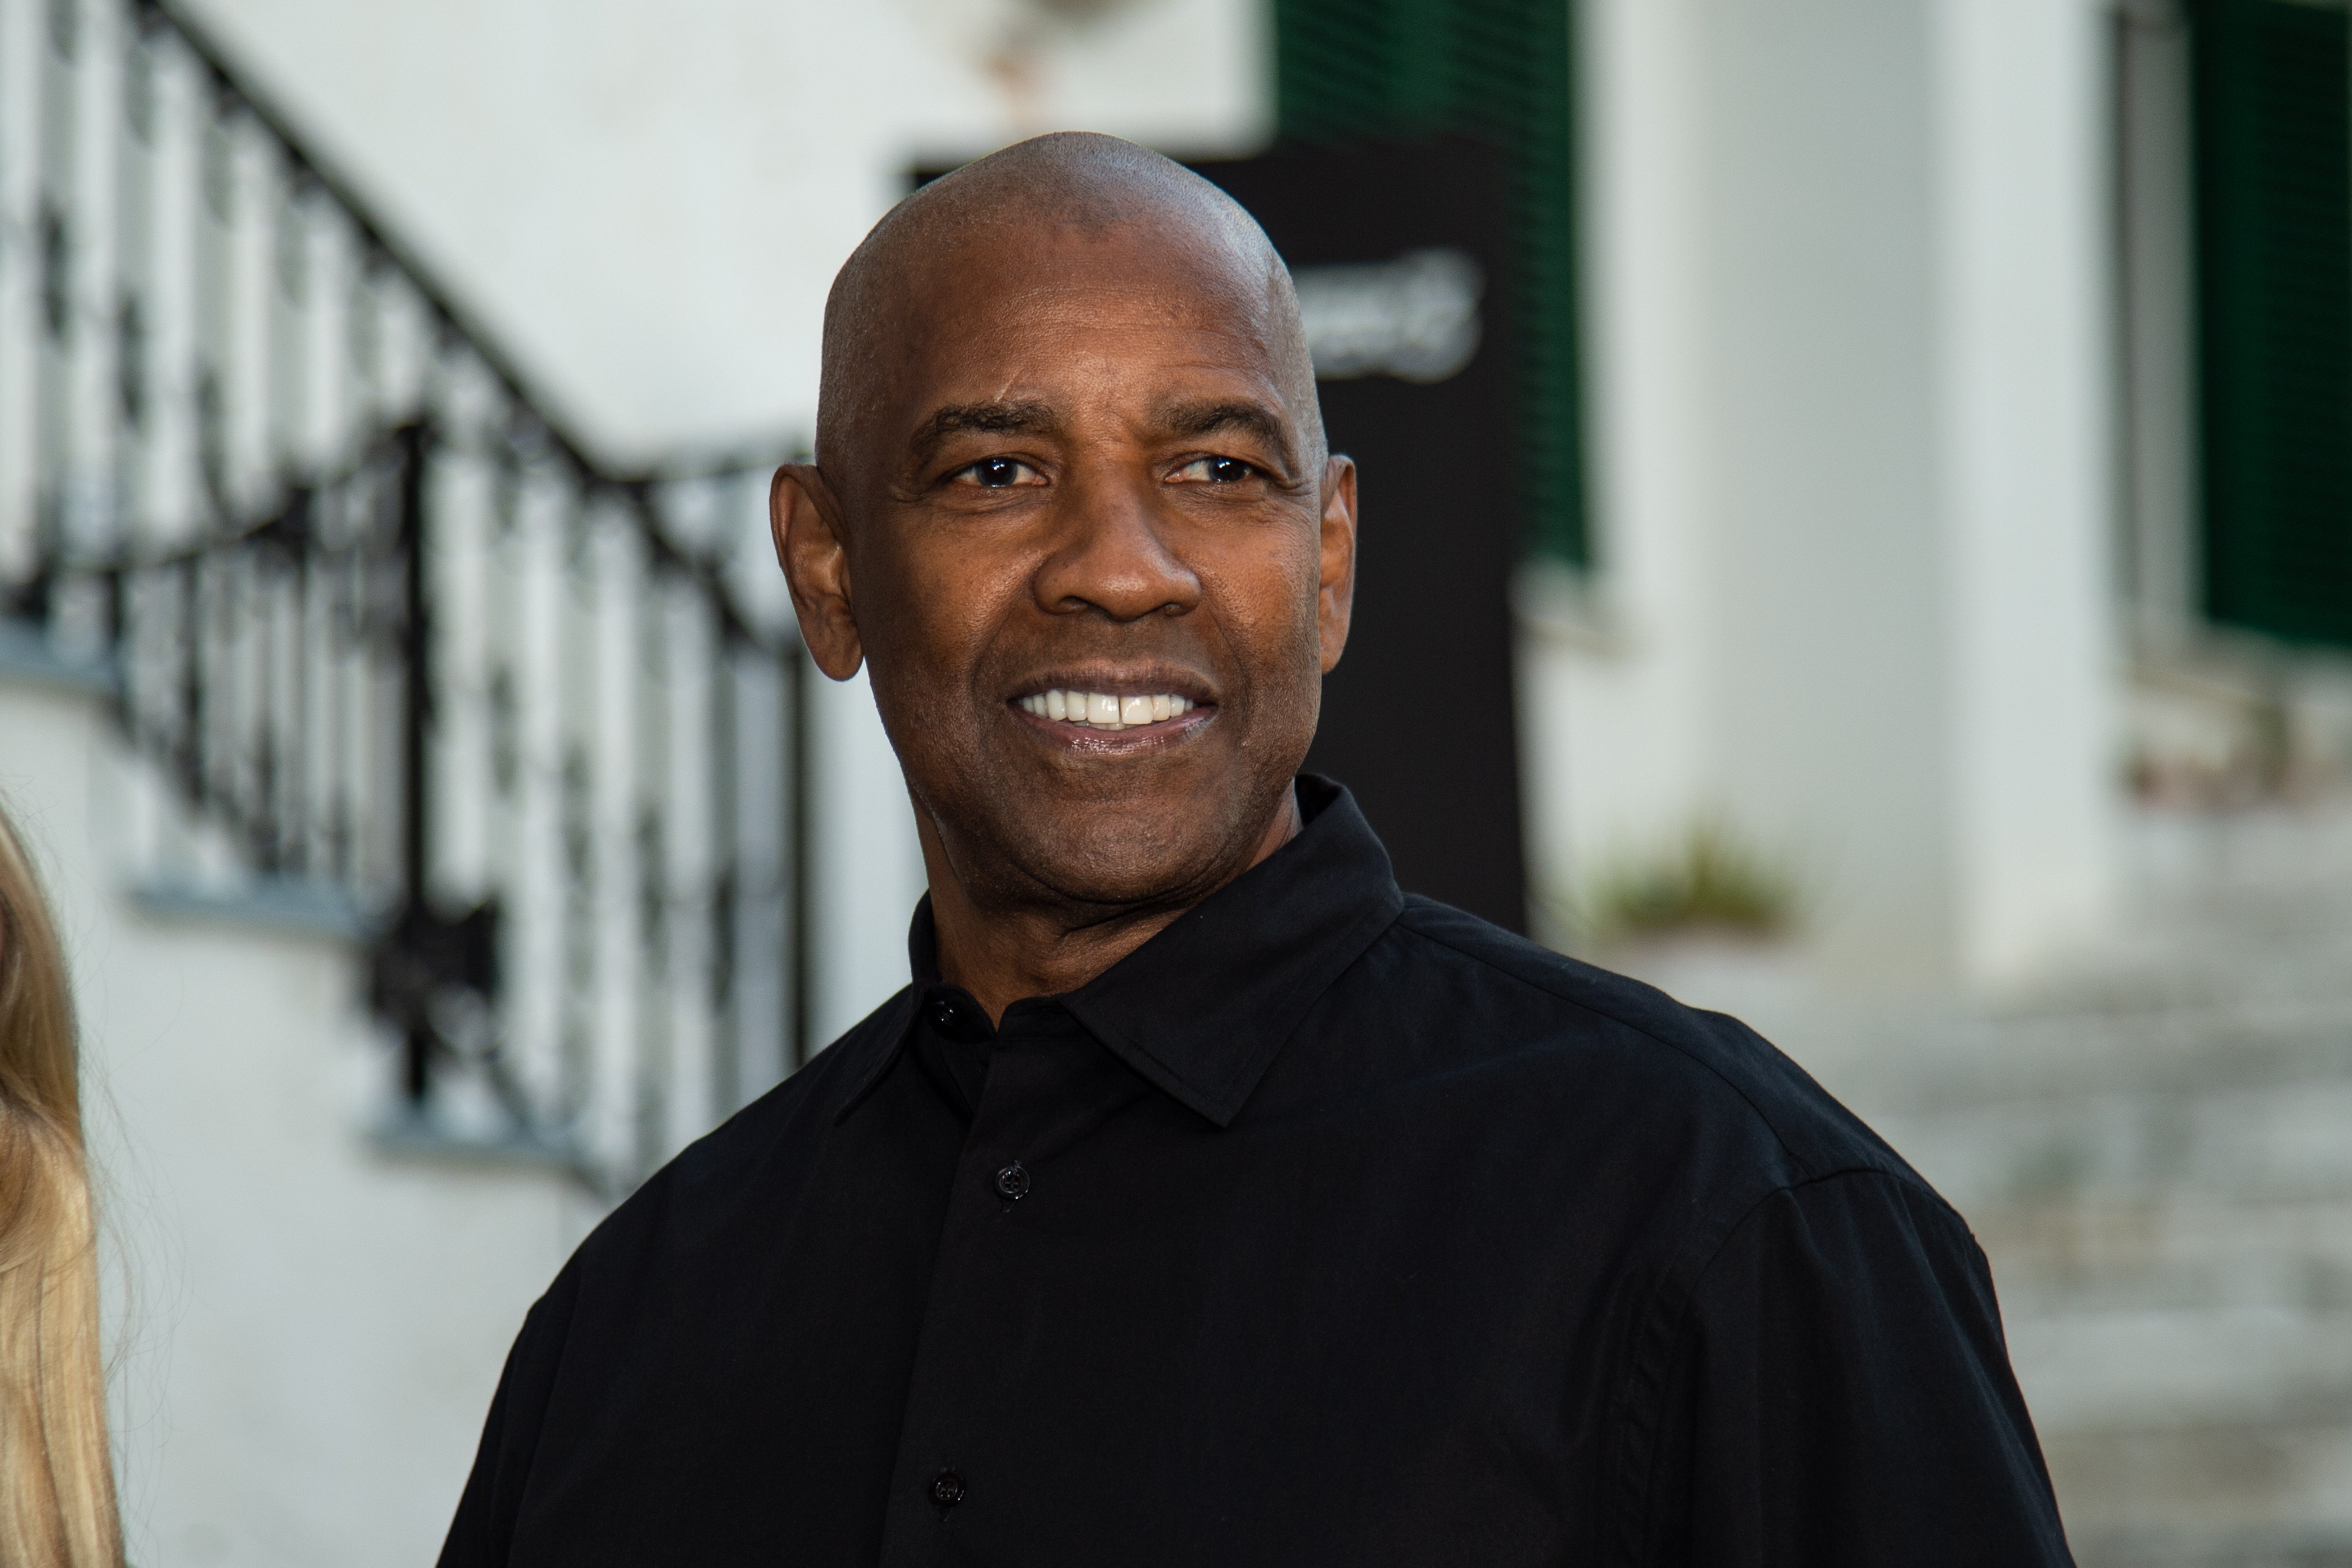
[1015,689,1200,732]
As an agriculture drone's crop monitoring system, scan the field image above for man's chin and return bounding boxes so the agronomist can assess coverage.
[986,814,1268,913]
[1030,847,1237,911]
[930,754,1301,910]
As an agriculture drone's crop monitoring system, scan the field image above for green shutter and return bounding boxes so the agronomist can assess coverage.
[2192,0,2352,647]
[1275,0,1588,568]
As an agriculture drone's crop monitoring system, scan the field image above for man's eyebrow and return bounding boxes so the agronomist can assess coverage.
[908,400,1059,466]
[1157,399,1296,469]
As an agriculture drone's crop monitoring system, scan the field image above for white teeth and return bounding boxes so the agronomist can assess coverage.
[1022,690,1200,731]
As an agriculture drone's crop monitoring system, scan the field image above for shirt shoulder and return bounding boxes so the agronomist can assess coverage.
[1351,896,1927,1198]
[438,988,936,1564]
[564,986,916,1283]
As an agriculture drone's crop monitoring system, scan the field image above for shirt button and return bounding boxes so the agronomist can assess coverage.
[929,1468,966,1508]
[929,1000,959,1032]
[993,1161,1031,1200]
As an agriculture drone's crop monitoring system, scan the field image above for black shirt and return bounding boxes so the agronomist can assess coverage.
[439,778,2073,1567]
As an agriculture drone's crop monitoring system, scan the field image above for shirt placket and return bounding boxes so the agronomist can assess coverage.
[875,1007,1145,1565]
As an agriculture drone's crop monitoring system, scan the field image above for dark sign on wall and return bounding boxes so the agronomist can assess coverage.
[1193,141,1527,932]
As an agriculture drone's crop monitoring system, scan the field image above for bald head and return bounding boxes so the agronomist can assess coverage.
[771,130,1359,991]
[815,132,1321,479]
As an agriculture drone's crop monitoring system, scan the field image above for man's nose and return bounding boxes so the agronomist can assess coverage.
[1032,468,1203,622]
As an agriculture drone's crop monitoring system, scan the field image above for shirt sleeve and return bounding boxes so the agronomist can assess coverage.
[1631,1169,2075,1568]
[436,1264,582,1568]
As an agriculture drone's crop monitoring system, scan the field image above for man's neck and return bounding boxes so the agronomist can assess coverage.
[919,789,1303,1025]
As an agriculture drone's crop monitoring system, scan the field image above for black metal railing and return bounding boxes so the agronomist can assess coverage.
[0,0,812,1191]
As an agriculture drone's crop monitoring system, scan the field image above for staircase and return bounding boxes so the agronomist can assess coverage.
[0,0,817,1193]
[1807,806,2352,1567]
[0,2,851,1560]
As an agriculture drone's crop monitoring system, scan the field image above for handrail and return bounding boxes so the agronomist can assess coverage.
[139,0,606,483]
[1,0,815,1192]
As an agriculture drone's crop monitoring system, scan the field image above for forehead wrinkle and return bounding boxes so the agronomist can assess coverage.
[906,246,1286,352]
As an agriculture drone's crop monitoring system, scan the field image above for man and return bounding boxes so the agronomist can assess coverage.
[439,133,2073,1566]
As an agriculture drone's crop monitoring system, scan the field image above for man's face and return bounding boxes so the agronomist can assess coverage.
[782,219,1356,914]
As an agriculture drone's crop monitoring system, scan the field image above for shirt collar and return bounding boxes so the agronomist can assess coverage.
[836,776,1405,1129]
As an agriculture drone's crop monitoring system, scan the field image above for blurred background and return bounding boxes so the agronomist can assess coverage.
[0,0,2348,1562]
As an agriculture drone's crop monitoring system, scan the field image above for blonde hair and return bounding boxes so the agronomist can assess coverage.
[0,804,121,1568]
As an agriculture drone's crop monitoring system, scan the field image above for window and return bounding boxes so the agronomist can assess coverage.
[2192,0,2352,647]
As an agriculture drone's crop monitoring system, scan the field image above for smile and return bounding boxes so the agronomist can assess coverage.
[1015,689,1199,732]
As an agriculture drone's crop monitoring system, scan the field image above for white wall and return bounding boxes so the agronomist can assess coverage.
[1546,0,2117,990]
[182,0,1272,462]
[1,671,592,1568]
[1933,0,2117,982]
[1520,0,1715,929]
[808,665,932,1045]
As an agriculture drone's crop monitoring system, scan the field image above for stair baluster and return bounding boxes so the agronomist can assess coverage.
[0,0,812,1194]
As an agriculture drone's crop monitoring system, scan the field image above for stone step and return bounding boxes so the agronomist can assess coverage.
[1973,1196,2352,1315]
[2009,1298,2352,1428]
[1872,1072,2352,1215]
[1818,996,2352,1110]
[1713,805,2352,1564]
[1990,1206,2352,1565]
[2047,1415,2352,1568]
[1832,806,2352,1565]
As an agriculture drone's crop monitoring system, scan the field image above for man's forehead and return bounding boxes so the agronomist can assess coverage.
[877,232,1299,420]
[892,284,1293,388]
[889,217,1283,334]
[816,136,1320,480]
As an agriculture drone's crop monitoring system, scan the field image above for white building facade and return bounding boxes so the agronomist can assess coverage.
[1,0,2288,1560]
[1538,0,2120,991]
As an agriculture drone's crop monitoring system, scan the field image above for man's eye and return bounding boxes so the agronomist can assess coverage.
[953,456,1043,489]
[1173,456,1258,485]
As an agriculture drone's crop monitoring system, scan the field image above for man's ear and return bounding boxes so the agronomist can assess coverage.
[770,463,865,681]
[1316,454,1359,675]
